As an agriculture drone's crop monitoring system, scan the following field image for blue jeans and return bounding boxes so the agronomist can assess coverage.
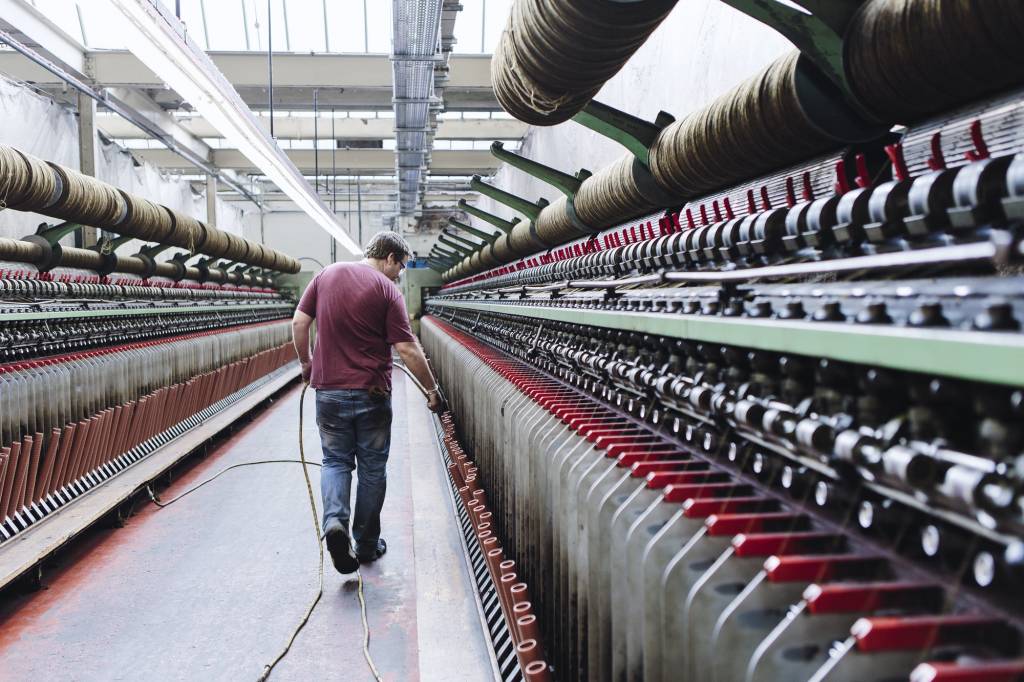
[315,388,392,555]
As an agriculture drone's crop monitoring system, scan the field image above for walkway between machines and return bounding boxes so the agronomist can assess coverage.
[0,371,493,681]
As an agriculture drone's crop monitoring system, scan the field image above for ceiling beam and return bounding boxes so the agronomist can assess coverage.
[0,0,86,74]
[0,50,492,89]
[131,148,498,174]
[98,115,527,140]
[104,87,213,162]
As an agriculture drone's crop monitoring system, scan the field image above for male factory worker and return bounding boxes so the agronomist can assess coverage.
[291,232,443,574]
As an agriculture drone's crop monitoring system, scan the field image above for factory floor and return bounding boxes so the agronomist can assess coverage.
[0,372,494,681]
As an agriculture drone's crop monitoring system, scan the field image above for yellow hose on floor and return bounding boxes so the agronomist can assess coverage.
[146,381,383,682]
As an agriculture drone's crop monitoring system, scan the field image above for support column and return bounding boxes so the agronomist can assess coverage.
[206,175,218,227]
[77,91,98,247]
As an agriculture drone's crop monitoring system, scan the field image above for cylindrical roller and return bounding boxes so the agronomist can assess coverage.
[649,52,845,199]
[56,246,106,271]
[0,238,45,264]
[491,0,678,125]
[508,220,545,257]
[122,193,175,243]
[46,165,128,229]
[845,0,1024,122]
[534,197,586,246]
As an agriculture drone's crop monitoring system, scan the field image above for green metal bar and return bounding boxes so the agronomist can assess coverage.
[138,243,174,259]
[436,234,473,257]
[717,0,860,104]
[431,246,459,260]
[92,234,135,254]
[431,245,460,259]
[427,300,1024,388]
[490,141,588,199]
[458,199,519,235]
[470,175,548,222]
[34,221,86,247]
[429,252,457,266]
[450,219,498,245]
[571,100,674,167]
[442,230,483,250]
[0,302,293,322]
[427,254,449,264]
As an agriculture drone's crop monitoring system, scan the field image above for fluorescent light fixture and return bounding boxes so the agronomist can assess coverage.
[104,0,361,257]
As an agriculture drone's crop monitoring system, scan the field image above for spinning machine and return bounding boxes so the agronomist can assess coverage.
[0,145,300,586]
[424,1,1024,680]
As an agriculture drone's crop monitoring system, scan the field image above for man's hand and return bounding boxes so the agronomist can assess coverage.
[427,392,444,413]
[301,360,312,383]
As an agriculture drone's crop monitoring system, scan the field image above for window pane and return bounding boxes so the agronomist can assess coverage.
[204,1,248,51]
[365,1,390,53]
[31,1,85,45]
[453,0,482,53]
[325,0,366,52]
[284,0,327,52]
[483,0,511,52]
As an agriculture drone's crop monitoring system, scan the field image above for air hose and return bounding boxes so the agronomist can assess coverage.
[146,380,386,682]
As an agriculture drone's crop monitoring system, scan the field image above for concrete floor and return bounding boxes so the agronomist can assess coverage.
[0,371,494,682]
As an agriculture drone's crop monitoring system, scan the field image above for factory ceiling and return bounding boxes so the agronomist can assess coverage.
[0,0,518,225]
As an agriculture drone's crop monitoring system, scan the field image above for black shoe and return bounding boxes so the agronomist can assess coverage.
[324,520,359,574]
[357,538,387,563]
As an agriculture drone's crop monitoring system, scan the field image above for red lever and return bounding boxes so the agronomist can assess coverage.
[801,172,814,200]
[629,459,700,478]
[706,512,805,537]
[760,186,771,211]
[699,204,709,226]
[885,142,910,182]
[764,554,887,583]
[965,120,990,161]
[852,614,1012,653]
[854,153,871,188]
[926,132,947,171]
[712,200,722,222]
[746,189,757,214]
[911,660,1024,682]
[685,208,696,229]
[804,581,945,616]
[784,177,796,208]
[682,496,776,518]
[732,531,840,557]
[722,197,735,219]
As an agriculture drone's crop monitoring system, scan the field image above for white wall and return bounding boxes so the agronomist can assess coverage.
[244,209,394,271]
[471,1,793,230]
[0,76,253,250]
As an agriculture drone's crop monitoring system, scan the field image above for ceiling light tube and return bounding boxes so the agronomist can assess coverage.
[105,0,362,256]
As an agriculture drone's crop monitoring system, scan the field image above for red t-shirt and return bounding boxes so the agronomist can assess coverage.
[296,262,416,391]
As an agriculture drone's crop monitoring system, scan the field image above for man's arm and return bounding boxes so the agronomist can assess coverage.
[292,309,314,382]
[394,340,443,412]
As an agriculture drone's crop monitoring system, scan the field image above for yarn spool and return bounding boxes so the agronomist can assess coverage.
[165,210,205,252]
[491,0,677,125]
[0,146,60,211]
[649,51,853,199]
[0,237,44,263]
[492,234,516,263]
[508,220,545,257]
[845,0,1024,122]
[534,197,584,246]
[47,165,128,229]
[56,246,105,271]
[122,193,174,243]
[198,222,231,259]
[574,155,677,228]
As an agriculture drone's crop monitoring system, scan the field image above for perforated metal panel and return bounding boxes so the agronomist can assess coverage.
[391,0,458,218]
